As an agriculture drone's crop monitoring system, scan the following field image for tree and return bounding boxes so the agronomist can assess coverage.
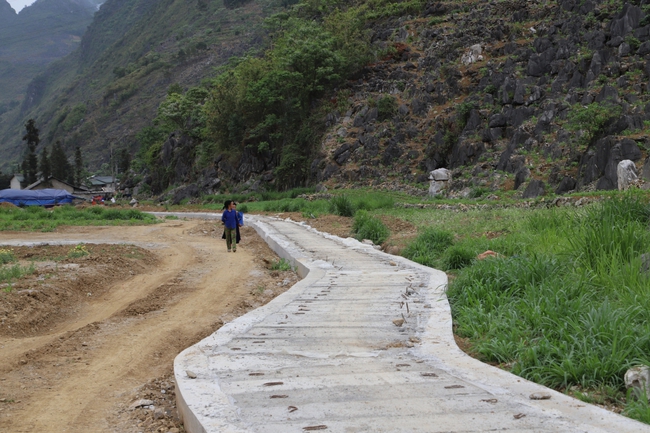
[39,147,51,182]
[50,141,72,182]
[156,87,209,136]
[22,119,39,184]
[118,148,131,174]
[0,171,11,190]
[74,147,83,186]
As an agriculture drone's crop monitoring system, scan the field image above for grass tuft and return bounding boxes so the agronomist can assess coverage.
[329,195,356,217]
[401,227,453,267]
[0,248,16,265]
[352,210,389,245]
[270,258,292,271]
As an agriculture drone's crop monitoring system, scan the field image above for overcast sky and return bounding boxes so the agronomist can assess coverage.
[7,0,35,12]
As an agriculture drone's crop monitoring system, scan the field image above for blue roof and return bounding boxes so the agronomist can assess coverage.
[0,189,78,206]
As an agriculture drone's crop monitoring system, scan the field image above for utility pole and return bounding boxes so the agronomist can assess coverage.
[110,143,116,194]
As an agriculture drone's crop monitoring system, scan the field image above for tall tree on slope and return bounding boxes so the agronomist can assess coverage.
[22,119,39,185]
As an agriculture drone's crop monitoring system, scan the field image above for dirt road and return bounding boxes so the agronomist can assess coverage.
[0,220,298,433]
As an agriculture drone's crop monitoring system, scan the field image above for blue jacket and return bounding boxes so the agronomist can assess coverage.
[237,211,244,226]
[222,209,238,229]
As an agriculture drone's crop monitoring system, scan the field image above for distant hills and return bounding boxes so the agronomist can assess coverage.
[0,0,101,136]
[0,0,271,172]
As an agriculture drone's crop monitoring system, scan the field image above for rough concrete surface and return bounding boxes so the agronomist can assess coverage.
[174,215,650,433]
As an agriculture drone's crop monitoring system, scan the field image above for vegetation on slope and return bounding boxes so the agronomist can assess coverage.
[0,0,99,117]
[0,0,275,171]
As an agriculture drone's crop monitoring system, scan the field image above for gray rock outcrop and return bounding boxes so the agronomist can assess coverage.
[428,168,451,197]
[617,159,638,191]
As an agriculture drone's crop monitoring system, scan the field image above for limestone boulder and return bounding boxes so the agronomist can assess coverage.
[625,365,650,399]
[428,168,452,197]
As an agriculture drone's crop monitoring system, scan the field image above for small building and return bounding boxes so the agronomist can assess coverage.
[10,174,25,190]
[88,175,117,193]
[25,176,90,198]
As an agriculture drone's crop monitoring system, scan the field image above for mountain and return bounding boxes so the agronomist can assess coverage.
[0,0,16,24]
[0,0,272,171]
[133,0,650,198]
[0,0,101,132]
[2,0,650,199]
[0,0,99,62]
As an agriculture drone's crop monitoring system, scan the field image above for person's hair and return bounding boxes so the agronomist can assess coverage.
[223,199,232,210]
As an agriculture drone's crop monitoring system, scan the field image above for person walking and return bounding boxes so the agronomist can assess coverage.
[221,200,238,252]
[233,201,244,244]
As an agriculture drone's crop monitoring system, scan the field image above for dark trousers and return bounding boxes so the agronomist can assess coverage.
[225,227,237,251]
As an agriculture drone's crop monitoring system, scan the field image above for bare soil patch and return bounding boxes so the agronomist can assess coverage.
[1,244,157,338]
[0,221,298,433]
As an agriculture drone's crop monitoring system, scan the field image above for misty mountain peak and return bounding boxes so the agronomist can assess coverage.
[0,0,17,23]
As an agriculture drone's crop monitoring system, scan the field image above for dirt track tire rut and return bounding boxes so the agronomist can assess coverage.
[0,221,298,433]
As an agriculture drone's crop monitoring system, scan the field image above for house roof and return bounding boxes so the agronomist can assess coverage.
[25,176,82,191]
[89,176,116,185]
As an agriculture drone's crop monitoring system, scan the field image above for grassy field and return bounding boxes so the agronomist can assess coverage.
[0,205,158,231]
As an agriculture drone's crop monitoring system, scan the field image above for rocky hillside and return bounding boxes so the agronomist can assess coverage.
[0,0,274,171]
[310,0,650,198]
[3,0,650,201]
[0,0,100,122]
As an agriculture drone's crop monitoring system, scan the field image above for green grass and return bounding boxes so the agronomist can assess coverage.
[444,191,650,422]
[201,187,317,207]
[270,258,292,271]
[401,227,454,268]
[0,262,36,290]
[352,210,389,245]
[0,248,16,264]
[0,206,159,231]
[330,195,356,217]
[67,244,90,259]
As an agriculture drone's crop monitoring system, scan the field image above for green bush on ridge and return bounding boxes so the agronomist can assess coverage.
[352,210,389,245]
[329,195,355,217]
[401,227,454,268]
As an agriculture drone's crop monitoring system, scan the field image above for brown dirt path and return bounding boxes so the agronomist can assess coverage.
[0,220,298,433]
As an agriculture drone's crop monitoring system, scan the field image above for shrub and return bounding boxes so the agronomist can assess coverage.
[352,210,390,245]
[0,248,16,265]
[68,244,89,259]
[566,102,623,147]
[457,101,474,129]
[442,245,475,270]
[329,195,356,217]
[270,258,292,271]
[377,96,397,121]
[402,227,454,267]
[468,186,490,199]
